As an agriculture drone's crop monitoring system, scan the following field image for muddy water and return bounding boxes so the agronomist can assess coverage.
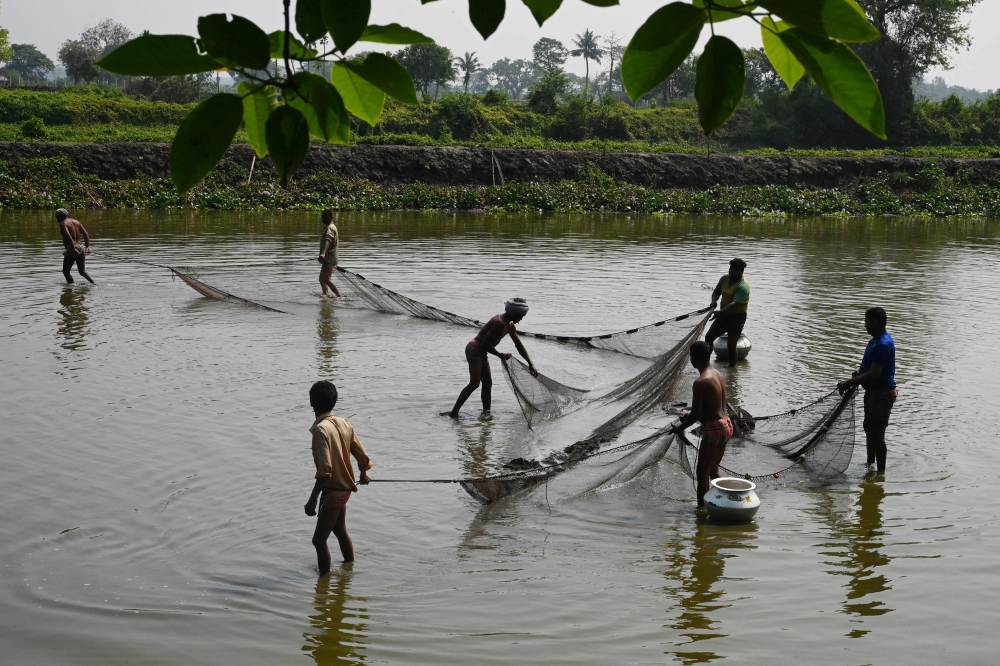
[1,210,998,665]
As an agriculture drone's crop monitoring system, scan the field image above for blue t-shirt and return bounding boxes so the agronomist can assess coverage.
[859,331,896,390]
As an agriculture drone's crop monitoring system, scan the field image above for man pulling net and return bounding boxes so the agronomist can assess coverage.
[448,298,539,419]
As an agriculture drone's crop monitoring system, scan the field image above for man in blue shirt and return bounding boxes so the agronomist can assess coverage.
[838,307,897,474]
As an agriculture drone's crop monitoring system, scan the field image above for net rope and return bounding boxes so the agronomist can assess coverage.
[334,266,713,358]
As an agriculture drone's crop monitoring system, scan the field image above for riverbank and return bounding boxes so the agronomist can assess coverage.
[2,143,999,216]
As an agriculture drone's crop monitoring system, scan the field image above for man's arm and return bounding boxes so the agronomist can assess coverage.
[319,238,330,259]
[838,364,882,395]
[711,284,722,306]
[674,380,705,432]
[349,430,372,485]
[58,221,73,250]
[304,478,325,516]
[79,223,92,252]
[509,327,538,376]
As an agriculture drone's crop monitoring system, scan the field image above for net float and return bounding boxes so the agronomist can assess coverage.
[705,477,760,523]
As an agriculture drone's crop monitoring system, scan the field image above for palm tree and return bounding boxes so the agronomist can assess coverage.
[570,30,605,100]
[454,51,481,94]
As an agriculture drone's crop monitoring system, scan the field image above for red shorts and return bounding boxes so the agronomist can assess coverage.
[320,490,351,510]
[701,417,733,447]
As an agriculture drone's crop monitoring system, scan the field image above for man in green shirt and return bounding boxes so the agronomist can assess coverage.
[706,258,749,367]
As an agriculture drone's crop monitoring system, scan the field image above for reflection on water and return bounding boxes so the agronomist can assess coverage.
[56,286,89,352]
[316,299,340,376]
[816,481,893,638]
[302,568,369,665]
[662,521,758,664]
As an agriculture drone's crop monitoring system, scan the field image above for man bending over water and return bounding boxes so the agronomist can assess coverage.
[305,381,372,574]
[706,258,749,367]
[56,208,95,284]
[449,298,538,418]
[673,341,733,507]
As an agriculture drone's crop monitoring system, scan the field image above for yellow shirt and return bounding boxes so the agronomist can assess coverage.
[717,274,750,314]
[310,412,372,492]
[321,222,339,263]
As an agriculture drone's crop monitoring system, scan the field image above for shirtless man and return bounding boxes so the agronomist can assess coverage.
[672,341,733,507]
[56,208,95,284]
[448,298,538,418]
[317,209,342,298]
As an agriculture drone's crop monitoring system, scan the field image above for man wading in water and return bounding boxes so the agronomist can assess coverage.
[56,208,95,285]
[448,298,538,418]
[317,210,342,298]
[673,341,733,508]
[706,258,749,367]
[838,307,897,474]
[305,381,371,573]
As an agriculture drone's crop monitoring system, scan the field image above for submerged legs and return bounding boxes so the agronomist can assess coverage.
[312,505,354,574]
[695,443,726,506]
[319,264,341,297]
[450,357,489,417]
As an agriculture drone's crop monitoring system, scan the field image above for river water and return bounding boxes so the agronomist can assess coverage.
[1,210,998,664]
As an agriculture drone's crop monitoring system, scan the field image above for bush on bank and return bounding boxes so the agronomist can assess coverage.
[3,156,1000,217]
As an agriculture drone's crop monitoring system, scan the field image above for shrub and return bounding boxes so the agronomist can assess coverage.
[433,93,492,140]
[20,116,46,139]
[527,70,570,115]
[482,89,510,107]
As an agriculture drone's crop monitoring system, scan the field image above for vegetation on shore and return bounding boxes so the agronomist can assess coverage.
[3,154,999,217]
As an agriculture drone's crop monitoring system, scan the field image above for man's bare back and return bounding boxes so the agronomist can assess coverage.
[691,367,727,423]
[473,315,514,351]
[55,209,94,284]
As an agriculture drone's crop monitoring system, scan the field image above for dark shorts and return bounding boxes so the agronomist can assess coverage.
[465,340,488,364]
[705,312,747,343]
[321,254,338,267]
[863,388,897,433]
[320,489,351,510]
[63,247,85,269]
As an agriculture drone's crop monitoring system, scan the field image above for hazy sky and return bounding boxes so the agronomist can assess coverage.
[2,0,997,90]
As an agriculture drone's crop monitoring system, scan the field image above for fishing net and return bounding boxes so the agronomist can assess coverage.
[334,266,712,358]
[500,309,710,432]
[168,266,287,313]
[455,387,858,505]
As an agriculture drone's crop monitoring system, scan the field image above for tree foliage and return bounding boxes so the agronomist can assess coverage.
[570,29,605,98]
[454,51,481,94]
[92,0,906,192]
[486,58,536,100]
[532,37,568,73]
[0,1,13,63]
[6,44,56,80]
[59,40,101,84]
[394,43,454,97]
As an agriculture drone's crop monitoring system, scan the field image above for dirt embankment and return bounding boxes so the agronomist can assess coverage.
[2,142,999,189]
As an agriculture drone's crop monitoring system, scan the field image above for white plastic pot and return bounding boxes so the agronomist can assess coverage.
[705,477,760,523]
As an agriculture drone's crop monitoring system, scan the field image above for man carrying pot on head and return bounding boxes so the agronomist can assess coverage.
[706,258,749,367]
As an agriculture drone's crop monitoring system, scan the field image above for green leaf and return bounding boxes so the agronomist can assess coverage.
[359,23,434,44]
[169,94,243,194]
[621,2,706,101]
[695,35,744,135]
[778,28,885,138]
[693,0,746,22]
[757,0,879,43]
[331,62,386,125]
[345,53,419,105]
[265,105,311,188]
[197,14,271,70]
[521,0,561,25]
[760,17,804,89]
[470,0,505,39]
[96,35,221,76]
[296,0,327,43]
[267,31,318,60]
[239,82,279,158]
[320,0,371,53]
[285,72,350,144]
[580,0,618,6]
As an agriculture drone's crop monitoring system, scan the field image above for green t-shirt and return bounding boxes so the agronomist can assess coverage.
[717,274,750,314]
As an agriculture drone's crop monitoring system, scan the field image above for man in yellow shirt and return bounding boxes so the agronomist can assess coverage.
[304,380,371,573]
[706,258,750,367]
[317,210,342,298]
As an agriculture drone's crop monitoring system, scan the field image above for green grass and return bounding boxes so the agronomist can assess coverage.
[3,155,999,217]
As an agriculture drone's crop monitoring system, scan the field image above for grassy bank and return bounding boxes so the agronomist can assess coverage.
[3,155,999,217]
